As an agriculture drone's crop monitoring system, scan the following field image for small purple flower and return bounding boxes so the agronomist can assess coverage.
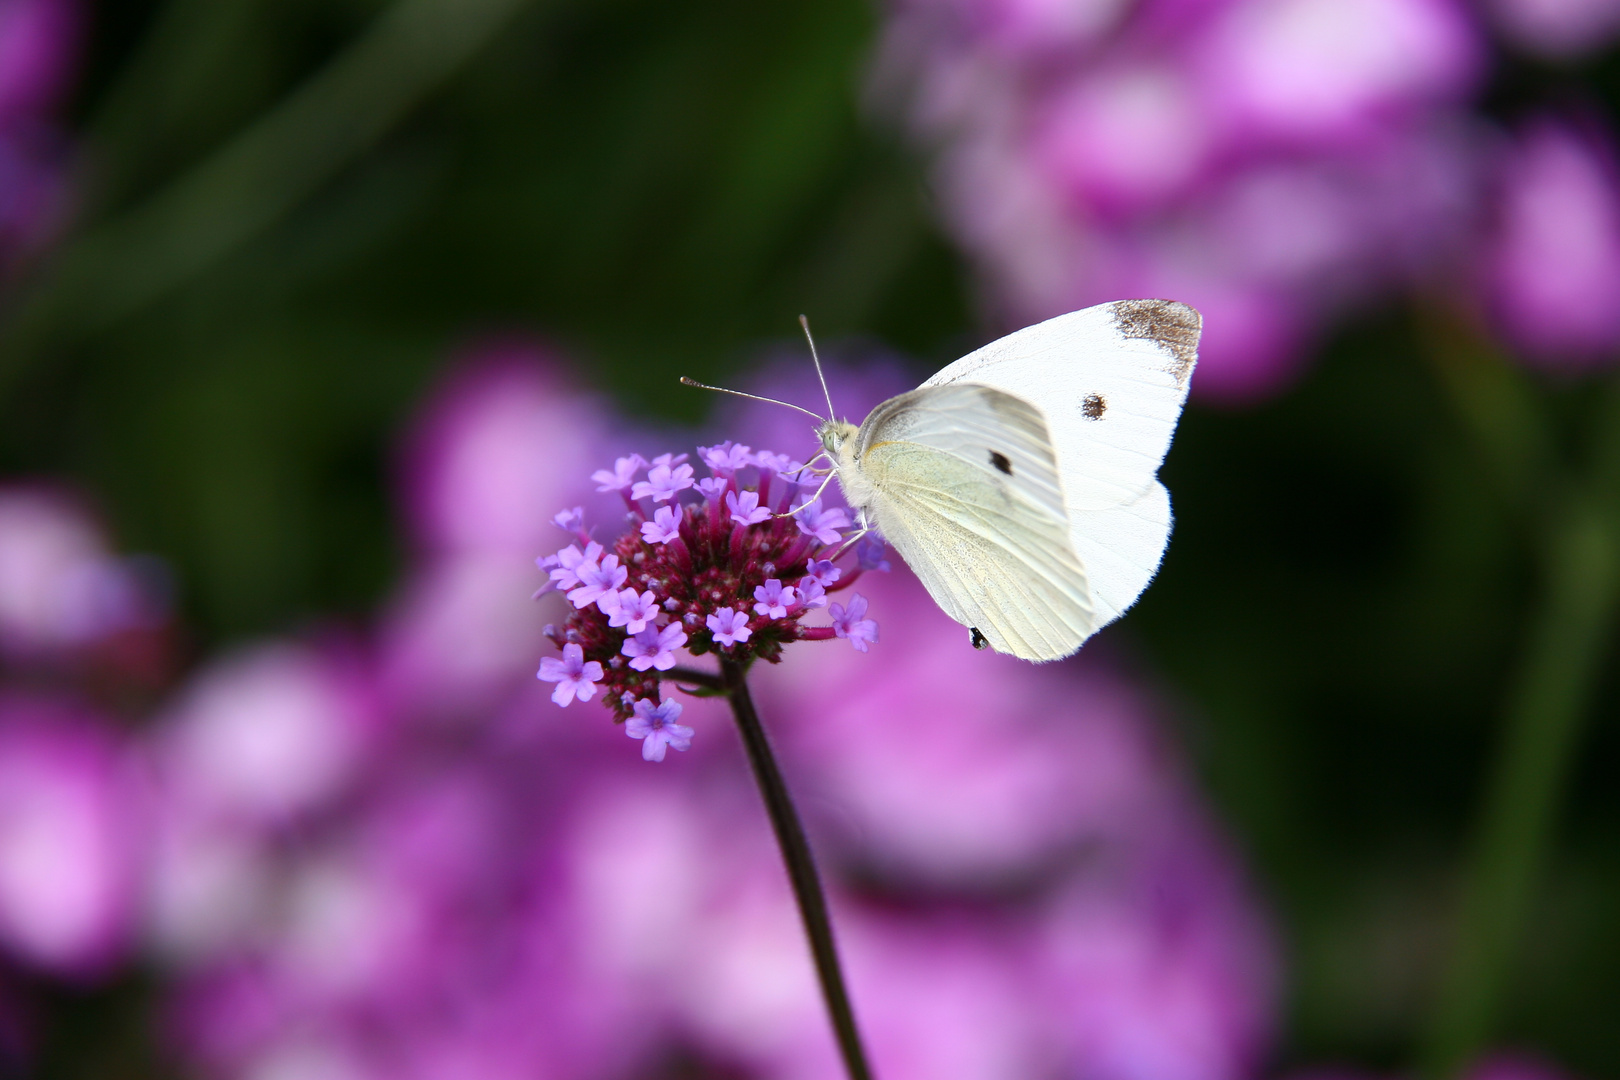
[707,608,752,647]
[537,643,605,706]
[856,535,891,573]
[698,441,754,476]
[829,593,878,652]
[804,559,841,587]
[625,697,694,762]
[753,579,796,619]
[607,589,660,634]
[726,490,772,526]
[567,553,628,610]
[640,504,684,545]
[547,541,604,591]
[796,577,827,608]
[697,477,729,500]
[753,450,793,476]
[591,455,646,493]
[650,452,689,468]
[792,498,851,544]
[632,461,696,503]
[622,623,688,672]
[551,506,586,533]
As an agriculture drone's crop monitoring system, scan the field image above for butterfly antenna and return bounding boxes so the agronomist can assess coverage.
[678,377,826,421]
[799,314,836,422]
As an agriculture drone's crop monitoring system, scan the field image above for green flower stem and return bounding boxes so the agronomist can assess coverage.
[1419,308,1620,1078]
[1,0,536,381]
[1423,497,1619,1078]
[718,656,875,1080]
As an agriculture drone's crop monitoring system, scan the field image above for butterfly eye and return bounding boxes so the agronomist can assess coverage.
[969,627,989,650]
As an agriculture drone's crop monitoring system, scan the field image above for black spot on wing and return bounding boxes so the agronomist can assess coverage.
[969,627,989,650]
[1082,393,1106,419]
[989,450,1013,475]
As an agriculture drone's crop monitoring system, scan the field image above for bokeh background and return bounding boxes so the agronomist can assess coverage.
[0,0,1617,1077]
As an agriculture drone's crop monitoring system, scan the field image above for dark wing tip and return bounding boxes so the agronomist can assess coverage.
[1109,299,1202,386]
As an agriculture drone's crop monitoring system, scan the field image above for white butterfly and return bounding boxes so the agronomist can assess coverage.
[815,299,1199,662]
[684,299,1200,662]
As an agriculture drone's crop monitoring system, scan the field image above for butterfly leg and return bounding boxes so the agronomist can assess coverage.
[774,462,841,519]
[827,522,872,561]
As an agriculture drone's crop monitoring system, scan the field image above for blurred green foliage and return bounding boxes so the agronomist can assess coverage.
[0,1,1616,1077]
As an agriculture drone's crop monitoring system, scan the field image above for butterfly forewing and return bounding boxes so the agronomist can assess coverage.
[854,384,1094,661]
[921,300,1198,513]
[1067,481,1172,626]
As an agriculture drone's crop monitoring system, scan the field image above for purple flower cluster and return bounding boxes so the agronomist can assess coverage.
[537,443,878,745]
[1474,116,1620,370]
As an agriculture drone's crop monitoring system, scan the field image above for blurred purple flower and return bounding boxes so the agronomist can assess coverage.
[0,697,138,978]
[383,350,634,721]
[0,0,78,119]
[1479,116,1620,369]
[149,642,378,828]
[875,0,1487,401]
[857,534,893,572]
[0,486,167,660]
[1487,0,1620,58]
[0,0,79,275]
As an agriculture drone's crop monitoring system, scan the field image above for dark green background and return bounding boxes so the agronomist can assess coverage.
[1,1,1616,1076]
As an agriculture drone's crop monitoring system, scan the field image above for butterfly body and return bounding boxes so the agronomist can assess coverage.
[820,299,1200,662]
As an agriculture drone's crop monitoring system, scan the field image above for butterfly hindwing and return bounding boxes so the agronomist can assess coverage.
[853,383,1094,661]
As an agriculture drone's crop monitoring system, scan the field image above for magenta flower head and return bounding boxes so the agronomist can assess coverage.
[536,441,883,756]
[1479,115,1620,371]
[0,696,140,979]
[0,486,168,662]
[873,0,1486,402]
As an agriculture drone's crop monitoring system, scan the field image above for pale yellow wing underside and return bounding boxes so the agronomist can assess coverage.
[853,383,1094,661]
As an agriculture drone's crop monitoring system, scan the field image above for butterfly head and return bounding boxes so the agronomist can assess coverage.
[815,418,859,457]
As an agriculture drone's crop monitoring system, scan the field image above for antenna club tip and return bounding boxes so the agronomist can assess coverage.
[679,376,700,387]
[798,314,810,326]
